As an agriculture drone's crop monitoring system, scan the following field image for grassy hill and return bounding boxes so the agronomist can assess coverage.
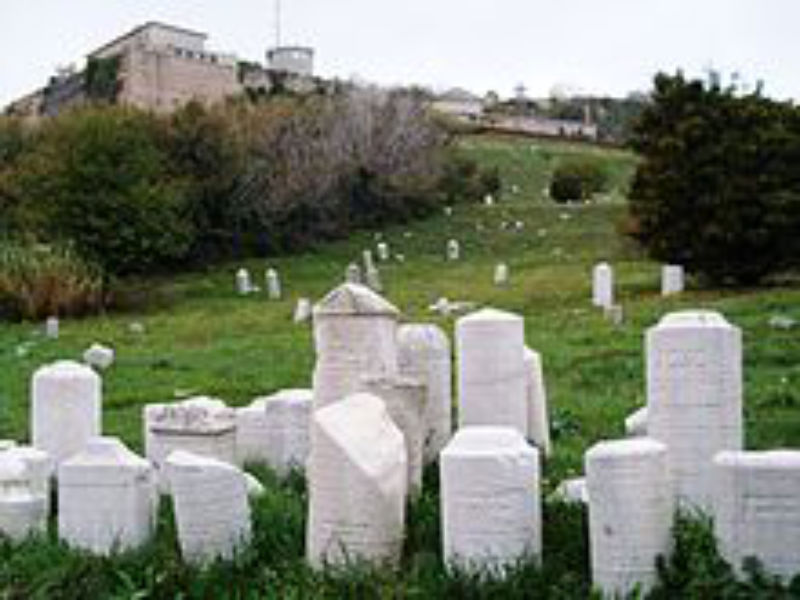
[0,134,798,596]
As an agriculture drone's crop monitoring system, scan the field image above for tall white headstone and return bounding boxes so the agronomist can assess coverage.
[713,450,800,581]
[0,454,47,541]
[661,265,684,296]
[31,360,101,465]
[235,389,312,475]
[167,450,251,564]
[306,393,407,568]
[447,239,460,262]
[235,268,251,295]
[585,438,673,598]
[397,324,453,463]
[441,427,541,575]
[523,347,551,456]
[646,310,742,510]
[592,262,613,308]
[493,263,510,286]
[456,308,527,434]
[362,249,375,273]
[58,437,156,555]
[312,284,399,410]
[360,376,426,498]
[266,268,281,300]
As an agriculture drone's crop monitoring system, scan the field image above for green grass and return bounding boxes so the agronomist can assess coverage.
[0,134,798,596]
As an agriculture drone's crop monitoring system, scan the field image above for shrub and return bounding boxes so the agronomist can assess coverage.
[549,158,608,203]
[0,240,105,320]
[628,72,800,285]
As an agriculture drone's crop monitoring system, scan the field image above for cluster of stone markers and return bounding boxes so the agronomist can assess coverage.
[2,271,798,593]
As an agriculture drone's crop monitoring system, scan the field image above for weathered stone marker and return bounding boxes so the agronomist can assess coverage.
[365,265,383,292]
[447,239,460,261]
[306,393,407,568]
[345,262,362,284]
[32,360,101,465]
[523,346,551,456]
[266,268,281,300]
[713,450,800,581]
[293,298,312,323]
[493,262,509,286]
[646,310,742,510]
[59,437,156,555]
[312,283,399,410]
[456,308,527,434]
[592,262,613,308]
[586,438,673,598]
[661,264,684,296]
[45,316,59,339]
[397,324,452,463]
[83,343,115,370]
[441,427,541,575]
[235,268,251,295]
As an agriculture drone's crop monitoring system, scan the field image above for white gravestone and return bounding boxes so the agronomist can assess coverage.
[58,437,156,555]
[624,406,648,437]
[266,268,281,300]
[661,264,684,296]
[235,268,251,295]
[312,284,399,410]
[523,347,551,456]
[365,265,383,292]
[5,446,54,515]
[360,375,426,498]
[397,324,453,463]
[456,308,527,434]
[713,450,800,581]
[83,343,115,370]
[441,427,541,575]
[32,360,101,465]
[45,316,59,339]
[167,450,252,564]
[646,310,742,510]
[585,438,673,598]
[362,249,375,273]
[307,393,407,568]
[493,263,509,286]
[376,242,390,262]
[345,262,362,284]
[0,454,47,541]
[293,298,312,323]
[145,397,237,484]
[447,239,460,261]
[592,262,613,309]
[235,388,312,475]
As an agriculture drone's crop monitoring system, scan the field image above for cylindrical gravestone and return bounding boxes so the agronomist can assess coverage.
[31,360,101,465]
[592,262,613,308]
[397,324,452,463]
[456,308,527,434]
[441,427,541,575]
[312,283,400,410]
[661,264,684,296]
[646,310,742,510]
[586,438,673,598]
[713,450,800,581]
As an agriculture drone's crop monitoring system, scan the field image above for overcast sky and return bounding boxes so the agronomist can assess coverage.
[2,0,798,108]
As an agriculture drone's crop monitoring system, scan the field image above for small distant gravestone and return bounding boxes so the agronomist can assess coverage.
[376,242,390,262]
[45,316,59,339]
[592,262,613,309]
[365,265,382,292]
[494,263,510,286]
[362,249,375,273]
[235,268,251,295]
[83,343,115,370]
[266,268,281,300]
[604,304,623,326]
[293,298,312,323]
[447,239,460,261]
[661,264,684,296]
[345,262,362,284]
[484,194,494,206]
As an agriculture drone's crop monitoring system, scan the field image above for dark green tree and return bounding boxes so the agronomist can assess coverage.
[628,72,800,285]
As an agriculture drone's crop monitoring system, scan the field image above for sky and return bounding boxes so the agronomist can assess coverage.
[2,0,799,108]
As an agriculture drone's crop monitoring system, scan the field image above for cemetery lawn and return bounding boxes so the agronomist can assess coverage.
[1,134,799,597]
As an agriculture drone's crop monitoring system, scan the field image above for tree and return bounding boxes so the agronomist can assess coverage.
[628,72,800,285]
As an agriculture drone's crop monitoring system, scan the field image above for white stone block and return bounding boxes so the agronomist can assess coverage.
[235,268,251,295]
[625,406,648,437]
[58,437,156,554]
[0,454,47,541]
[345,262,362,284]
[661,264,684,296]
[5,446,54,515]
[713,450,800,580]
[293,298,312,323]
[646,310,742,510]
[456,308,527,434]
[447,239,460,261]
[167,450,251,564]
[493,263,509,286]
[360,376,426,498]
[441,427,541,574]
[592,262,613,308]
[83,343,115,370]
[306,393,406,568]
[397,324,453,463]
[376,242,390,262]
[235,389,312,475]
[266,268,281,300]
[31,360,101,465]
[523,347,551,456]
[312,284,399,410]
[586,438,673,598]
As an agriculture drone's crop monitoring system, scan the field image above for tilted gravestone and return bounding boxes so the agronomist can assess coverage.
[441,427,541,575]
[456,308,527,434]
[306,393,406,568]
[646,310,742,511]
[585,438,673,598]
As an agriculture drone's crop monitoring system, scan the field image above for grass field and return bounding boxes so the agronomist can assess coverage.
[0,134,798,597]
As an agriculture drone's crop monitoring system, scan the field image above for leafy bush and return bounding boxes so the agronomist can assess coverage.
[0,240,104,320]
[628,72,800,285]
[549,158,609,203]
